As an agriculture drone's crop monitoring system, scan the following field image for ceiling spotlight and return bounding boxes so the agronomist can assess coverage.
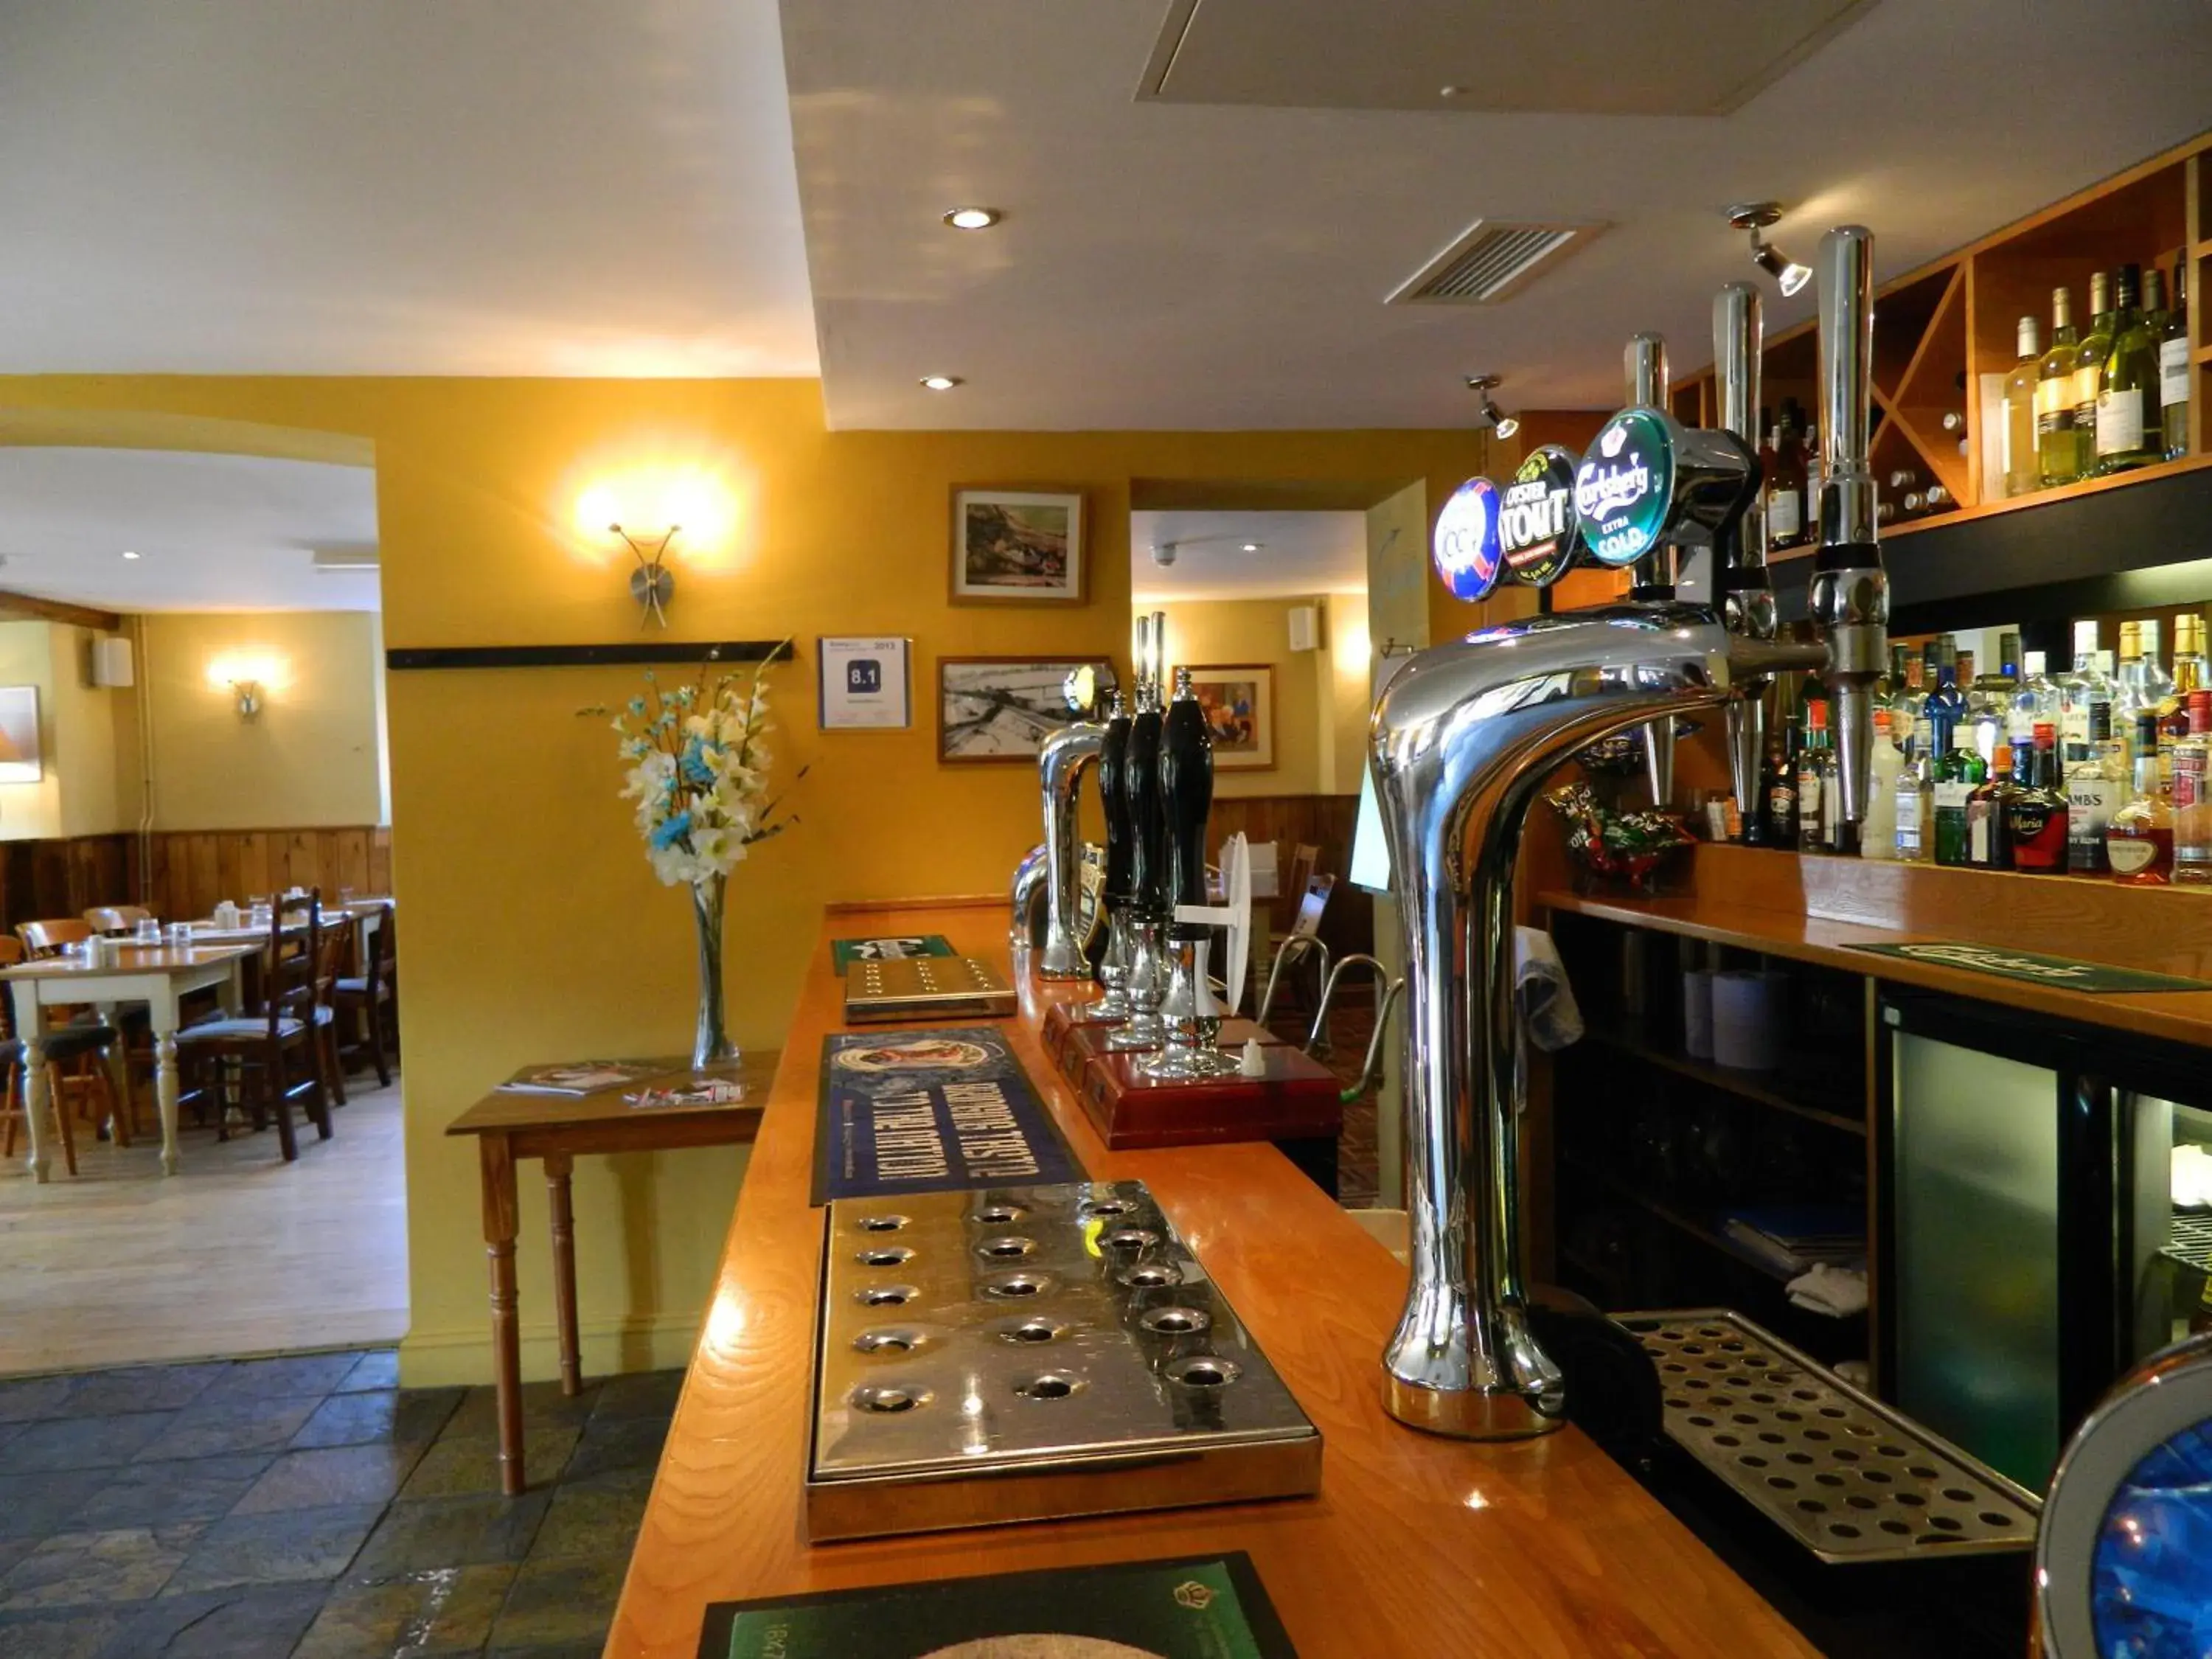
[121,549,142,560]
[1464,374,1520,440]
[919,375,964,392]
[943,206,1002,231]
[1728,201,1812,297]
[1241,542,1261,553]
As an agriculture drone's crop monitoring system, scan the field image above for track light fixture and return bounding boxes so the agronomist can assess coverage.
[1464,374,1520,440]
[1728,201,1812,297]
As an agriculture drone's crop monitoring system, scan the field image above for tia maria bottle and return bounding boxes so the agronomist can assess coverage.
[2008,723,2070,874]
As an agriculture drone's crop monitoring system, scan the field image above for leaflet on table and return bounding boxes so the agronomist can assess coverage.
[497,1061,669,1096]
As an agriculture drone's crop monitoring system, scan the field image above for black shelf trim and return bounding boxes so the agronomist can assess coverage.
[1579,1025,1868,1136]
[386,640,791,672]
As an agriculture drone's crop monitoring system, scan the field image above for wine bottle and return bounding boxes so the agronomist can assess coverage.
[2095,263,2163,474]
[2000,313,2041,496]
[1764,400,1808,551]
[2072,270,2115,455]
[2161,260,2191,462]
[2037,287,2083,485]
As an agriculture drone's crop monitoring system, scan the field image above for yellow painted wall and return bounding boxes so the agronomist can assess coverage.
[1318,591,1372,796]
[0,621,136,840]
[0,375,1484,1385]
[139,611,382,830]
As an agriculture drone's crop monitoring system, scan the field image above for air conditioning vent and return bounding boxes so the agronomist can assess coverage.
[1387,219,1604,307]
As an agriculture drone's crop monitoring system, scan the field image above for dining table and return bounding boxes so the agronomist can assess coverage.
[1,941,257,1180]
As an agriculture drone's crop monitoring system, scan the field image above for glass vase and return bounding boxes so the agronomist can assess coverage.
[691,873,740,1070]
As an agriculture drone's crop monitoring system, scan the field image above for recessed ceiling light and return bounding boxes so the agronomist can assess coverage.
[942,207,1002,231]
[919,375,964,392]
[1241,543,1261,553]
[121,549,141,560]
[1439,86,1467,99]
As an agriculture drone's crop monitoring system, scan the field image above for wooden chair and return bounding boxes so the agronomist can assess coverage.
[1281,844,1320,936]
[310,914,353,1107]
[84,906,153,936]
[0,937,122,1175]
[333,902,397,1087]
[176,892,333,1162]
[18,919,92,959]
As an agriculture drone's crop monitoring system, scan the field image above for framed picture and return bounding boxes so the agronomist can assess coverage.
[0,686,42,782]
[939,655,1110,764]
[1186,664,1274,771]
[817,636,912,730]
[950,488,1085,605]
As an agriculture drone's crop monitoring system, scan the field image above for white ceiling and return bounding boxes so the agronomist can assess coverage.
[785,0,2212,428]
[1131,510,1366,602]
[0,449,380,613]
[0,0,817,376]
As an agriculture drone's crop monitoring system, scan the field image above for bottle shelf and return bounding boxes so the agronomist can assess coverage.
[1581,1024,1868,1138]
[1560,1152,1854,1292]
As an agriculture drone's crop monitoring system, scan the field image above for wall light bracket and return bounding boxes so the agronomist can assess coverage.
[233,681,262,721]
[613,522,678,629]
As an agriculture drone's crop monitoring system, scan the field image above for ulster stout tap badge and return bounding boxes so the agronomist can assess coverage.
[1499,446,1582,586]
[1432,476,1503,602]
[1576,408,1675,568]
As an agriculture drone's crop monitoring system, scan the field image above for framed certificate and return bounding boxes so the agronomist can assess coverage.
[818,636,911,730]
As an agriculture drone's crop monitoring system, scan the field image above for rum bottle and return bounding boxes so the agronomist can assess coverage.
[2065,700,2124,874]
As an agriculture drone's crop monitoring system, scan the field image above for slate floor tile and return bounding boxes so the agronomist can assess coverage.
[75,1456,273,1528]
[161,1503,380,1595]
[232,1443,425,1514]
[0,1471,111,1539]
[402,1427,578,1498]
[294,1562,515,1658]
[349,1492,550,1576]
[0,1523,204,1610]
[589,1368,683,1422]
[1,1412,177,1472]
[443,1380,601,1439]
[196,1353,363,1404]
[59,1364,228,1419]
[561,1415,667,1481]
[101,1582,325,1658]
[0,1377,79,1425]
[153,1396,319,1461]
[292,1387,462,1450]
[0,1536,38,1577]
[488,1553,625,1651]
[531,1466,653,1560]
[335,1350,399,1394]
[0,1606,127,1658]
[485,1646,607,1659]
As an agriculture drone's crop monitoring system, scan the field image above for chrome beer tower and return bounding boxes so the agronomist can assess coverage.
[1369,228,1889,1439]
[1034,714,1103,981]
[1626,332,1677,810]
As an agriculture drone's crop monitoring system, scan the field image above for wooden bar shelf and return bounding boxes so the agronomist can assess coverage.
[1581,1024,1867,1138]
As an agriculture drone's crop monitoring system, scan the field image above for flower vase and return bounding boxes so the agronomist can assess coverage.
[690,874,740,1070]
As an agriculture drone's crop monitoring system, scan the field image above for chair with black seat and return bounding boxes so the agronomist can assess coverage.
[0,937,122,1174]
[176,892,333,1161]
[333,902,397,1087]
[84,906,153,936]
[310,914,353,1107]
[18,918,92,959]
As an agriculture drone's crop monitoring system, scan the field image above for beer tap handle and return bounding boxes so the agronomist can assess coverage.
[1097,692,1133,903]
[1161,667,1214,936]
[1124,684,1167,920]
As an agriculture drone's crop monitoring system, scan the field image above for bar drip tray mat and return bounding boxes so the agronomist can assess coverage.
[1618,1309,2040,1565]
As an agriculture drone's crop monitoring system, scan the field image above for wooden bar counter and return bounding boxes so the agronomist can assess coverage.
[609,897,1815,1658]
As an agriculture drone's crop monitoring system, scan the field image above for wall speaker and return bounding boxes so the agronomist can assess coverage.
[91,636,136,689]
[1287,605,1320,653]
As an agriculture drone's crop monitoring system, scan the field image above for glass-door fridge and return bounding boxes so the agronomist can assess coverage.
[1877,989,2212,1492]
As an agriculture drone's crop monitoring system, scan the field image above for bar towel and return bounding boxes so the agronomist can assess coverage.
[1787,1262,1869,1318]
[1514,925,1584,1052]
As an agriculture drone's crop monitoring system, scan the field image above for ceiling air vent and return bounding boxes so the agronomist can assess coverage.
[1386,218,1605,307]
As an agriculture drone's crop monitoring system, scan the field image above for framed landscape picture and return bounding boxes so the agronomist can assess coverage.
[1186,664,1274,771]
[939,655,1111,763]
[950,488,1085,605]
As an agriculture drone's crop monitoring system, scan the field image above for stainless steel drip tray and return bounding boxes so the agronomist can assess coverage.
[1619,1309,2041,1565]
[807,1180,1321,1541]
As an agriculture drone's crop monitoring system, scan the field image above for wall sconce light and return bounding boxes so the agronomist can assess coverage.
[206,652,285,721]
[232,680,263,721]
[613,521,678,628]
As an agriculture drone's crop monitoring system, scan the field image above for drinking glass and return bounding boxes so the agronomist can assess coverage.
[136,917,160,943]
[169,922,192,945]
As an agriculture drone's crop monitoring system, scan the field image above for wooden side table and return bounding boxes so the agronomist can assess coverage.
[445,1051,776,1495]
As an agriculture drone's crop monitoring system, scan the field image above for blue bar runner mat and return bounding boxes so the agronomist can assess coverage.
[810,1025,1082,1206]
[1843,940,2212,994]
[698,1551,1298,1658]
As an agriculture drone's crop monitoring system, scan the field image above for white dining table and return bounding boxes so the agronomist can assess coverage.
[1,942,257,1180]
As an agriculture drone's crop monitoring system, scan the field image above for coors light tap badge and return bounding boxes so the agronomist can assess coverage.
[1498,445,1582,587]
[1431,475,1503,603]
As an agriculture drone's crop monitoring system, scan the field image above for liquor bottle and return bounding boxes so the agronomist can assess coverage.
[1965,745,2016,870]
[2072,270,2115,456]
[2162,261,2191,461]
[1932,729,1987,866]
[1860,707,1900,861]
[1939,411,1966,435]
[2172,692,2212,886]
[1890,646,1927,744]
[1762,737,1798,850]
[2163,617,2208,789]
[1895,714,1934,863]
[2009,649,2056,755]
[2065,698,2124,874]
[1764,400,1808,551]
[2059,620,2112,753]
[2114,619,2147,734]
[1887,467,1919,493]
[1797,698,1836,854]
[2107,714,2174,884]
[2037,286,2084,485]
[1921,640,1967,756]
[2003,314,2042,496]
[1966,673,2011,768]
[1924,483,1953,509]
[2096,264,2165,475]
[2008,723,2070,874]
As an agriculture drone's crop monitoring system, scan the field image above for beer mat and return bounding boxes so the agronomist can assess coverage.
[831,933,956,970]
[696,1551,1297,1658]
[811,1026,1082,1206]
[497,1059,669,1096]
[1843,940,2212,994]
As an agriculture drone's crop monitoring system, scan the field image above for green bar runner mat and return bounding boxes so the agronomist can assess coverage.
[1843,939,2212,993]
[831,933,957,971]
[699,1551,1298,1658]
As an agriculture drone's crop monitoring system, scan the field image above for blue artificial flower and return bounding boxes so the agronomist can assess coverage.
[680,737,715,787]
[627,695,647,716]
[650,812,692,850]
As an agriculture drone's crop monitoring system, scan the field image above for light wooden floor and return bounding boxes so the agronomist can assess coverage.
[0,1075,409,1377]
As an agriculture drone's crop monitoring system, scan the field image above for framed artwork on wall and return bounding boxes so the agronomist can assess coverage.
[0,686,42,782]
[817,636,912,730]
[950,489,1086,605]
[938,655,1111,763]
[1185,664,1274,771]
